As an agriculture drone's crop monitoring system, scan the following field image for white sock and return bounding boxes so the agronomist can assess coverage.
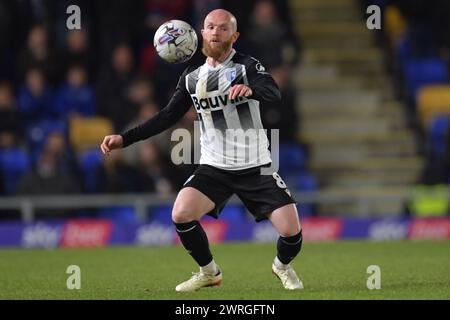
[201,259,218,275]
[274,256,289,269]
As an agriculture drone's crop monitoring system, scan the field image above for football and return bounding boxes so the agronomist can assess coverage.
[153,20,198,64]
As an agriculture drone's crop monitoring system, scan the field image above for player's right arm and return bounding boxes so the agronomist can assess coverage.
[100,134,123,154]
[100,67,193,155]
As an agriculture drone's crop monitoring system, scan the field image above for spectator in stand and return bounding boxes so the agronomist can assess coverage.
[0,81,22,149]
[135,141,177,196]
[94,149,140,193]
[144,0,193,31]
[263,65,298,142]
[54,64,95,120]
[61,29,96,80]
[122,101,172,165]
[16,24,61,85]
[17,68,55,125]
[17,147,80,196]
[94,141,180,195]
[45,0,98,51]
[44,130,80,179]
[16,146,80,218]
[96,0,146,57]
[244,0,299,69]
[97,43,137,130]
[125,75,155,123]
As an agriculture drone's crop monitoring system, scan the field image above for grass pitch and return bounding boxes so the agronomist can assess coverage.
[0,241,449,300]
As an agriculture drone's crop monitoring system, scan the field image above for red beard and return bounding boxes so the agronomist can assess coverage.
[202,38,232,60]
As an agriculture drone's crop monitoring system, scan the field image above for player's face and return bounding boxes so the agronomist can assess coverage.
[201,14,239,60]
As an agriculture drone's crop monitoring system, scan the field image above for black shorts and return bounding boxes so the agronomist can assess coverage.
[182,164,296,222]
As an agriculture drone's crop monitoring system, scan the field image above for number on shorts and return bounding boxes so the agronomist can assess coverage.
[272,172,287,189]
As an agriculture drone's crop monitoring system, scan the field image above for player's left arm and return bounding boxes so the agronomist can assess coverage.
[229,58,281,103]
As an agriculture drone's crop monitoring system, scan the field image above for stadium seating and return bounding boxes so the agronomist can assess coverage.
[78,149,103,193]
[404,59,449,103]
[395,28,438,63]
[427,116,450,158]
[150,205,173,224]
[395,35,411,67]
[69,116,113,152]
[384,5,407,47]
[278,143,307,175]
[25,120,67,165]
[97,206,137,222]
[150,204,248,224]
[417,85,450,127]
[218,204,247,222]
[0,148,30,194]
[295,171,318,216]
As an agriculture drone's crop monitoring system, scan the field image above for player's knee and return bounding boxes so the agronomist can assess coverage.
[172,206,196,223]
[279,224,301,238]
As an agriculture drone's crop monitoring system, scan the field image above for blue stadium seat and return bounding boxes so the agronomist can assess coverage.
[278,143,307,174]
[404,58,449,102]
[295,171,318,191]
[372,0,387,8]
[395,27,437,66]
[150,205,173,224]
[219,204,246,222]
[0,148,30,194]
[79,149,103,193]
[295,171,317,217]
[26,120,67,165]
[97,206,137,222]
[428,116,450,158]
[151,204,246,223]
[395,36,411,67]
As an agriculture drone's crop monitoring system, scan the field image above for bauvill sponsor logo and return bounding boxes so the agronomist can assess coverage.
[192,93,246,111]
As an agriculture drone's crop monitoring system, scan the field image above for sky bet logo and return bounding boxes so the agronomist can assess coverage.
[192,93,246,111]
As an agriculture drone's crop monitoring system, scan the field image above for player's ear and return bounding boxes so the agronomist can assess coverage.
[232,31,240,43]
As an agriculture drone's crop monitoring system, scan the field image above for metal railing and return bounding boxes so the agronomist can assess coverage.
[0,187,434,222]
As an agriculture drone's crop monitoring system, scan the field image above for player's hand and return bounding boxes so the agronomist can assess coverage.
[229,84,252,100]
[100,135,123,155]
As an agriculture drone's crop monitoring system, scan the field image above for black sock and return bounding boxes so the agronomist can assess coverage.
[277,230,303,265]
[174,221,213,267]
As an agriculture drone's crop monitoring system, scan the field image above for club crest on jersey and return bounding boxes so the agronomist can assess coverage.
[226,69,236,82]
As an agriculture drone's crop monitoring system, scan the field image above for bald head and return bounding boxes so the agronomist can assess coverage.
[204,9,237,33]
[201,8,240,61]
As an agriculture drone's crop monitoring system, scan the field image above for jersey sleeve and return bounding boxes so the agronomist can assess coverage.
[245,58,281,103]
[120,67,193,148]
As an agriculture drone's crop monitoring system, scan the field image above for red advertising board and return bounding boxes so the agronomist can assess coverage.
[61,220,112,247]
[408,217,450,240]
[301,218,343,241]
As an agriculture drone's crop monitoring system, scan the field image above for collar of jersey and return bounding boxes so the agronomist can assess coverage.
[205,49,236,70]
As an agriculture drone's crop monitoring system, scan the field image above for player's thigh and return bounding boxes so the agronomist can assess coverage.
[172,187,216,223]
[268,203,301,237]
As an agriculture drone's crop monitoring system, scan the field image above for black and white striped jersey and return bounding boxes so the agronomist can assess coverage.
[121,49,281,170]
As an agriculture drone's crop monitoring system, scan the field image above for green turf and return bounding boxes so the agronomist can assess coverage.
[0,241,449,299]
